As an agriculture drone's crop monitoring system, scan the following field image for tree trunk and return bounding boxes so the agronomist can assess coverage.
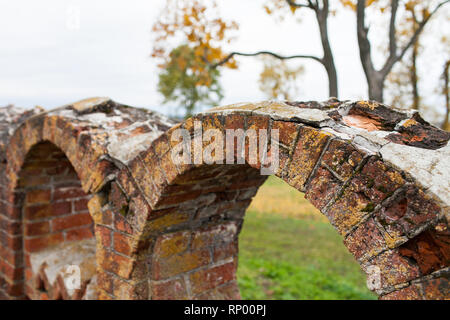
[443,60,449,130]
[368,73,384,102]
[410,21,420,111]
[316,1,338,98]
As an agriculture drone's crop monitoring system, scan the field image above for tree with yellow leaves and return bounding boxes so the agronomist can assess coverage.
[152,0,236,116]
[157,44,223,118]
[152,0,339,102]
[258,56,305,100]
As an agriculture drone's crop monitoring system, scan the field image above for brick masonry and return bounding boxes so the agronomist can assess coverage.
[0,97,449,300]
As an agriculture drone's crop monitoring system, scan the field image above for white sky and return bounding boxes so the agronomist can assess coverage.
[0,0,448,118]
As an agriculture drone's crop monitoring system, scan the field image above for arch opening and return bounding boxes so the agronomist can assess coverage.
[130,104,449,300]
[2,98,448,300]
[15,141,96,300]
[145,163,266,299]
[237,175,376,300]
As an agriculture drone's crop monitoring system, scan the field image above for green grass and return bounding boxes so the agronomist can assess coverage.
[237,176,376,300]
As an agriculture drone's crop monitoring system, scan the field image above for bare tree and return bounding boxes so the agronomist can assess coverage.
[443,60,450,130]
[356,0,449,102]
[212,0,339,98]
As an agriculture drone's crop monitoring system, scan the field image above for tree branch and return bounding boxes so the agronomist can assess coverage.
[356,0,376,78]
[381,0,450,76]
[387,0,399,67]
[209,51,323,68]
[285,0,314,9]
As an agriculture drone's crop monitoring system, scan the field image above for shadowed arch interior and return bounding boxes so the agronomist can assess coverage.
[15,141,95,299]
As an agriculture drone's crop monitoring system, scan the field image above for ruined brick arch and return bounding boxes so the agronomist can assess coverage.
[0,98,449,300]
[0,105,126,300]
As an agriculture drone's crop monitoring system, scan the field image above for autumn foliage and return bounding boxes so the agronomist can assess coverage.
[152,0,238,75]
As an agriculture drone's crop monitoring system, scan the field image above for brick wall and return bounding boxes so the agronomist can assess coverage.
[0,98,448,300]
[18,141,93,299]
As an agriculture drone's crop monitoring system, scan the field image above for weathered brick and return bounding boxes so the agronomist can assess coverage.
[376,185,441,239]
[321,139,364,180]
[52,212,92,231]
[113,277,148,300]
[191,222,238,250]
[286,127,330,191]
[25,189,51,204]
[326,189,374,236]
[398,229,450,276]
[344,217,387,261]
[420,275,449,299]
[349,157,405,204]
[363,249,421,290]
[272,121,300,147]
[65,225,93,241]
[24,233,64,252]
[95,224,112,249]
[109,182,129,216]
[194,281,241,300]
[189,261,237,295]
[24,221,50,237]
[380,284,423,300]
[97,249,135,279]
[25,202,71,220]
[151,278,187,300]
[152,249,211,280]
[154,231,190,259]
[305,166,341,211]
[113,232,134,256]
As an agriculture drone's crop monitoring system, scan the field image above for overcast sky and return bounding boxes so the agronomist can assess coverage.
[0,0,448,118]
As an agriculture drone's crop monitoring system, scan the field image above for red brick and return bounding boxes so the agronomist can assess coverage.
[24,233,64,252]
[398,230,449,276]
[0,215,21,235]
[151,278,187,300]
[25,189,51,204]
[0,260,23,281]
[344,217,387,261]
[74,198,89,212]
[305,166,341,210]
[321,139,364,180]
[98,250,134,279]
[189,261,237,295]
[52,212,92,231]
[380,284,423,300]
[154,231,190,259]
[25,202,71,220]
[421,276,449,299]
[376,186,441,238]
[95,225,112,248]
[349,157,404,204]
[272,121,300,147]
[286,126,330,191]
[66,225,93,241]
[213,241,238,262]
[53,187,86,200]
[24,221,50,236]
[114,214,133,234]
[364,249,420,289]
[113,232,133,256]
[152,249,211,280]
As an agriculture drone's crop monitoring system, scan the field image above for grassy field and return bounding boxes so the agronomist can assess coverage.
[237,176,376,300]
